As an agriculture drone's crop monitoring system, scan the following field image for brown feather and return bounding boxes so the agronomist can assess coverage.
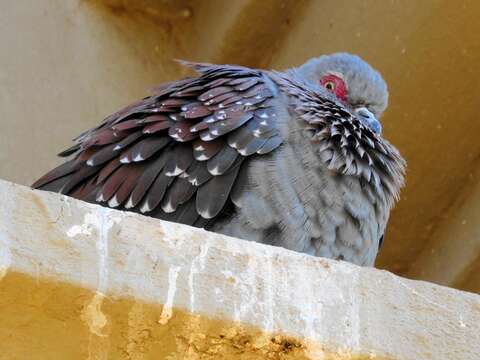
[119,136,170,163]
[142,114,170,123]
[108,164,146,207]
[235,78,260,91]
[31,159,80,189]
[112,132,144,151]
[112,119,143,132]
[181,105,212,119]
[143,121,171,134]
[97,165,130,202]
[96,157,122,184]
[57,143,81,157]
[198,86,233,102]
[126,153,169,208]
[61,165,100,194]
[164,144,194,176]
[169,121,197,142]
[87,144,118,166]
[83,128,121,147]
[192,139,224,161]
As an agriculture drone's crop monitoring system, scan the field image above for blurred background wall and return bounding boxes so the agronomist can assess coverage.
[1,0,480,293]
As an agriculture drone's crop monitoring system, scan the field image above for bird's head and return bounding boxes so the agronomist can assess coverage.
[297,53,388,134]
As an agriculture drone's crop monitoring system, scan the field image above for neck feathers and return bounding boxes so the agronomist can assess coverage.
[272,71,406,209]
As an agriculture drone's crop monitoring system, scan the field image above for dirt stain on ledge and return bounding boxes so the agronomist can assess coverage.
[0,271,395,360]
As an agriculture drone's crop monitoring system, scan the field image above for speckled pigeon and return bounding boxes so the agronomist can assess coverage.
[33,53,405,266]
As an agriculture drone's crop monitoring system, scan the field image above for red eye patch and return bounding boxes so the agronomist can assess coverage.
[320,74,348,102]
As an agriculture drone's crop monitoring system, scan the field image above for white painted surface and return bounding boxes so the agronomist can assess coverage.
[0,179,479,359]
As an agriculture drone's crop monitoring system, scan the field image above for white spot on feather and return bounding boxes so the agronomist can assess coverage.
[166,165,182,176]
[162,201,175,213]
[194,145,205,151]
[120,156,130,163]
[259,112,269,119]
[190,178,199,186]
[201,133,213,141]
[86,159,94,166]
[238,148,249,155]
[199,209,213,219]
[209,166,221,175]
[125,196,134,209]
[196,154,208,161]
[108,195,119,207]
[140,202,151,213]
[133,154,144,162]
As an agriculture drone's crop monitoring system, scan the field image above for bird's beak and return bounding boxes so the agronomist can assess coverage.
[354,107,382,134]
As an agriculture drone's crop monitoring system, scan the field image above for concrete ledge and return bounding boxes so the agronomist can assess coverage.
[0,179,479,359]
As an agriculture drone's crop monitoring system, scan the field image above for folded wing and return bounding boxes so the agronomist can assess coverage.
[32,63,283,227]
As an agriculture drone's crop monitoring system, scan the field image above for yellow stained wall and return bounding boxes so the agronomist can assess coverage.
[0,271,382,360]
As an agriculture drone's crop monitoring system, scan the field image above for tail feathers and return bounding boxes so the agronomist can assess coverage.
[35,175,71,193]
[31,160,80,189]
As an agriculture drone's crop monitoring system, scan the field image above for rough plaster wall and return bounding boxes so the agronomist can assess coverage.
[0,0,192,186]
[1,0,480,291]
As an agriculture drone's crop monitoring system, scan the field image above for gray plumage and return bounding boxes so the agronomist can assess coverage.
[33,53,405,266]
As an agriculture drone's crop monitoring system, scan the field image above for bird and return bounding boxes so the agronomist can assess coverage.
[32,53,405,266]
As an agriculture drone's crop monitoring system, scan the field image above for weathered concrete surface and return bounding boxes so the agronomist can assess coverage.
[0,179,479,359]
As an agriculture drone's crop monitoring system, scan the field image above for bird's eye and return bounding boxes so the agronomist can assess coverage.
[319,74,348,102]
[324,81,335,91]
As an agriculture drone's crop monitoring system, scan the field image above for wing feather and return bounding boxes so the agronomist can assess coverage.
[196,158,243,219]
[33,62,284,227]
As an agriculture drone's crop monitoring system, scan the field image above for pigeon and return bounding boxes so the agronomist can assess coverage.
[33,53,405,266]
